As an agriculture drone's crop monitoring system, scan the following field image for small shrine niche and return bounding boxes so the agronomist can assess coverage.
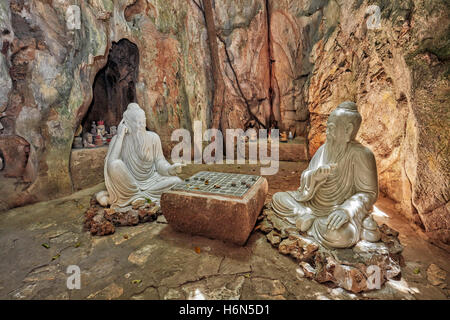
[73,39,139,149]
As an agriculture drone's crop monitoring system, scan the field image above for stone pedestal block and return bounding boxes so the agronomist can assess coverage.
[70,146,108,190]
[234,137,309,163]
[161,172,268,245]
[275,138,309,162]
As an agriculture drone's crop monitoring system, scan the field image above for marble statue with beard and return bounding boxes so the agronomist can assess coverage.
[271,101,381,248]
[96,103,183,208]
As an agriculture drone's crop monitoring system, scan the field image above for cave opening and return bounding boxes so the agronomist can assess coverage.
[74,38,139,148]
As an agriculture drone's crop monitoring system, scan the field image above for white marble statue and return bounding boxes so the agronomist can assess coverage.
[96,103,183,208]
[271,101,381,248]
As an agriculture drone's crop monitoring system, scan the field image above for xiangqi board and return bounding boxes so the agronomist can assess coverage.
[172,171,261,197]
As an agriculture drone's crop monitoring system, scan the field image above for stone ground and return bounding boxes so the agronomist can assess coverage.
[0,162,448,300]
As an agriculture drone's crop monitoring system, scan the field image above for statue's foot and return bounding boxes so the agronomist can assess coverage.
[295,213,315,232]
[361,215,381,242]
[361,228,381,242]
[131,198,146,207]
[96,190,110,207]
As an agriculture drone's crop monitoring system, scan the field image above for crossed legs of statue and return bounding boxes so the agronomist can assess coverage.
[271,191,358,248]
[271,191,315,231]
[102,159,182,208]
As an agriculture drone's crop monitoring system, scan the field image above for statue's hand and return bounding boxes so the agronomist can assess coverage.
[117,120,128,138]
[327,209,349,230]
[313,163,337,182]
[169,162,185,175]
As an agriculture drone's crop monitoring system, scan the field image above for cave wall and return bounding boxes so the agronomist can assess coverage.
[0,0,448,245]
[208,0,325,134]
[269,0,328,135]
[213,0,271,130]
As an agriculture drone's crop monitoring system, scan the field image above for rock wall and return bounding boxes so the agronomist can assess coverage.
[0,0,448,245]
[269,0,329,135]
[213,0,271,130]
[211,0,325,134]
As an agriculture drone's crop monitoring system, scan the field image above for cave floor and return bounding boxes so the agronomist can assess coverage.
[0,162,448,300]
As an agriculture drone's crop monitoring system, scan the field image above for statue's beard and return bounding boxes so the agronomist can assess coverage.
[126,129,152,161]
[323,136,348,164]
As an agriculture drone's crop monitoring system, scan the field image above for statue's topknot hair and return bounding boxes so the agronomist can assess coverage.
[337,101,358,112]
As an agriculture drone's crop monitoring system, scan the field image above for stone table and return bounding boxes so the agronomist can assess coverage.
[161,171,268,245]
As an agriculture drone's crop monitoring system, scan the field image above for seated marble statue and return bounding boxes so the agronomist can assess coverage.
[96,103,183,208]
[271,101,381,248]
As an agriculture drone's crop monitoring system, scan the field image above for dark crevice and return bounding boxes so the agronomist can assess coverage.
[80,39,139,135]
[265,0,277,129]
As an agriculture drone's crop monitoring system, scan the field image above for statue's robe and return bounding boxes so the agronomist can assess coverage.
[105,131,182,208]
[272,141,378,248]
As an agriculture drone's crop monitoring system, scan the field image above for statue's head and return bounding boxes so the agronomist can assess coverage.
[326,101,362,144]
[123,103,146,133]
